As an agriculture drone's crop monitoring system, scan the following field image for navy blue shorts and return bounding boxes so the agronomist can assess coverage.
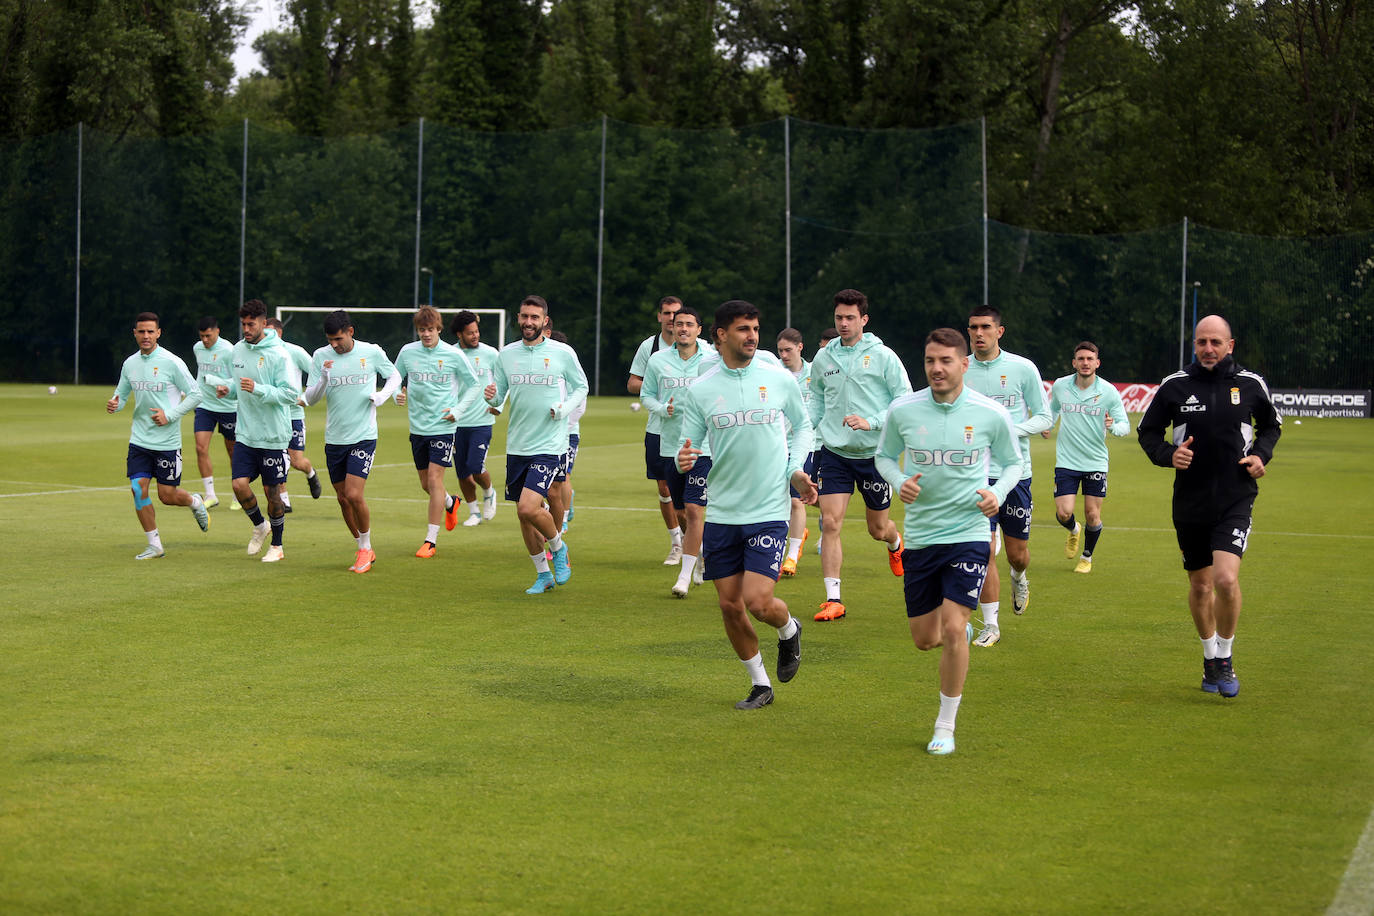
[231,444,289,487]
[453,426,492,478]
[193,408,236,441]
[789,451,817,499]
[816,447,891,510]
[325,440,376,483]
[702,520,788,582]
[505,454,560,502]
[902,542,991,617]
[988,476,1033,541]
[555,433,581,481]
[1176,497,1254,571]
[127,443,183,486]
[1054,468,1107,499]
[645,432,666,480]
[289,418,306,452]
[666,455,711,509]
[411,433,455,470]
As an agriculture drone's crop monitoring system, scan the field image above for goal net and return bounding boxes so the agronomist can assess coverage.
[273,307,509,357]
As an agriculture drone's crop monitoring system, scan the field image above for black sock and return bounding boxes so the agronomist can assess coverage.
[246,506,265,526]
[1083,524,1103,558]
[269,513,284,546]
[1058,514,1076,531]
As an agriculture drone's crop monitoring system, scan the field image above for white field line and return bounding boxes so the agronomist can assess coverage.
[1328,802,1374,915]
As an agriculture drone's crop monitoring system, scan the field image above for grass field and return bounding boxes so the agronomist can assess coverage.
[2,382,1372,914]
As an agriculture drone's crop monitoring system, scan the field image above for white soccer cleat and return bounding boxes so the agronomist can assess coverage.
[202,495,220,510]
[972,624,1001,648]
[246,522,271,556]
[261,545,285,563]
[671,581,689,598]
[927,728,956,756]
[463,513,482,527]
[134,546,165,560]
[663,542,683,566]
[190,495,210,532]
[482,491,497,521]
[1012,574,1030,615]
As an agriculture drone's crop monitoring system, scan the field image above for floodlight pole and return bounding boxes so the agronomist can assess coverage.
[594,114,607,397]
[1179,217,1189,370]
[981,116,989,306]
[414,117,425,308]
[74,122,83,385]
[784,116,792,329]
[239,118,248,309]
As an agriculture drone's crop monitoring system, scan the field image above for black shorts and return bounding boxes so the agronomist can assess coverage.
[1175,497,1255,571]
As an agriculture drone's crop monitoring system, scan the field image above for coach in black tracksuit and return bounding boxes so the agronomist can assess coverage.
[1137,315,1282,699]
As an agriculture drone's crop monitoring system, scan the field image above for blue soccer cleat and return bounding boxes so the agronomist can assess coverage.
[1214,657,1239,698]
[551,545,571,585]
[525,571,556,594]
[927,728,956,756]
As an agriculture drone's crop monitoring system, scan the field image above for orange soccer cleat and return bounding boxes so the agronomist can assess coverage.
[887,536,904,576]
[351,548,376,573]
[415,541,437,559]
[814,600,847,621]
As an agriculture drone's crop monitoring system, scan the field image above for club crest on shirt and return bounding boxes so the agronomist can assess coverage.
[758,386,768,402]
[257,356,264,368]
[152,366,159,375]
[544,358,550,369]
[1230,387,1240,405]
[437,359,444,369]
[862,355,871,368]
[964,425,974,445]
[1000,375,1008,389]
[360,358,366,368]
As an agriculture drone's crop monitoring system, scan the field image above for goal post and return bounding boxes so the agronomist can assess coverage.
[274,306,509,353]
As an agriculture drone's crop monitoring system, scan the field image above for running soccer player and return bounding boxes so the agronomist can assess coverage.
[676,299,816,710]
[264,316,323,512]
[964,305,1052,646]
[1048,341,1130,574]
[190,316,237,509]
[776,327,814,577]
[547,329,585,535]
[224,299,299,563]
[392,306,481,558]
[641,306,718,597]
[807,288,913,621]
[483,296,588,594]
[451,310,502,526]
[876,327,1023,755]
[627,295,686,565]
[302,310,400,573]
[107,312,210,557]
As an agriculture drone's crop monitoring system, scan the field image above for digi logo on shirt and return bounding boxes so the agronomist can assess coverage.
[510,374,559,386]
[710,408,782,429]
[907,448,984,467]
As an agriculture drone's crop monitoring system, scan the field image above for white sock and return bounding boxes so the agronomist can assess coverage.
[190,493,203,509]
[146,528,161,549]
[563,509,571,525]
[358,530,371,550]
[824,577,842,602]
[1201,633,1219,660]
[281,492,292,507]
[445,494,456,511]
[887,534,902,551]
[306,468,317,481]
[676,555,697,586]
[426,523,440,543]
[741,652,770,688]
[547,533,564,553]
[1216,635,1234,658]
[531,552,550,574]
[787,537,802,561]
[668,525,683,545]
[485,487,497,500]
[935,692,962,733]
[981,601,1000,629]
[202,477,216,499]
[1010,567,1026,584]
[777,616,798,640]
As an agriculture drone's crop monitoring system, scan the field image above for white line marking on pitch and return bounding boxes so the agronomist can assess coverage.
[1328,802,1374,915]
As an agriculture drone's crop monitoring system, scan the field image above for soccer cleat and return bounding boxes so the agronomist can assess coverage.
[482,490,497,521]
[282,502,293,514]
[1074,556,1093,574]
[246,522,270,556]
[229,500,240,511]
[415,541,437,559]
[444,496,460,531]
[134,546,165,560]
[780,556,798,577]
[663,542,683,566]
[191,496,210,532]
[1065,522,1082,558]
[972,624,1001,648]
[966,622,974,645]
[816,533,823,555]
[927,728,956,756]
[734,685,774,710]
[693,559,704,585]
[551,544,572,585]
[202,495,220,510]
[887,536,904,576]
[1214,656,1240,698]
[525,571,556,594]
[777,618,802,683]
[351,548,376,574]
[307,472,322,499]
[814,600,846,621]
[1012,574,1030,615]
[463,513,481,527]
[671,581,689,598]
[1201,658,1221,694]
[261,545,285,563]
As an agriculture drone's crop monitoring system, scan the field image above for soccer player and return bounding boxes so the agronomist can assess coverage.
[547,329,585,535]
[641,306,718,597]
[1137,315,1281,699]
[964,305,1052,646]
[876,328,1023,755]
[776,327,815,577]
[483,296,588,594]
[676,299,816,710]
[106,312,209,557]
[190,316,237,509]
[302,310,399,573]
[264,316,323,512]
[451,310,502,526]
[807,288,913,621]
[223,299,299,563]
[393,305,481,558]
[627,295,686,565]
[1048,341,1130,573]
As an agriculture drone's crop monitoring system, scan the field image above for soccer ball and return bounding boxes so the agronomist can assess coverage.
[47,385,57,395]
[630,402,642,412]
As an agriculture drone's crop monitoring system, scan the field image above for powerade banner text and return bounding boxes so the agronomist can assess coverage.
[1269,389,1371,418]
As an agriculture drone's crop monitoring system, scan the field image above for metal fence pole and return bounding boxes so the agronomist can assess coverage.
[1179,217,1189,370]
[239,118,248,309]
[74,122,83,385]
[414,117,425,307]
[981,116,989,306]
[784,116,792,329]
[594,114,608,397]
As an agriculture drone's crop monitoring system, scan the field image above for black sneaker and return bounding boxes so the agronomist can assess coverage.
[1201,658,1220,693]
[308,472,322,499]
[1214,656,1239,698]
[282,502,293,514]
[734,685,774,710]
[777,618,802,683]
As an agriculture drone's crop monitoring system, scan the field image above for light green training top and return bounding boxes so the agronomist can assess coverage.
[307,340,397,445]
[964,349,1052,480]
[229,330,298,450]
[278,340,313,422]
[630,331,676,435]
[191,337,237,414]
[456,342,502,428]
[807,332,912,458]
[676,358,813,526]
[1049,373,1130,473]
[876,386,1024,550]
[393,340,480,437]
[111,346,203,451]
[486,337,589,457]
[641,344,719,459]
